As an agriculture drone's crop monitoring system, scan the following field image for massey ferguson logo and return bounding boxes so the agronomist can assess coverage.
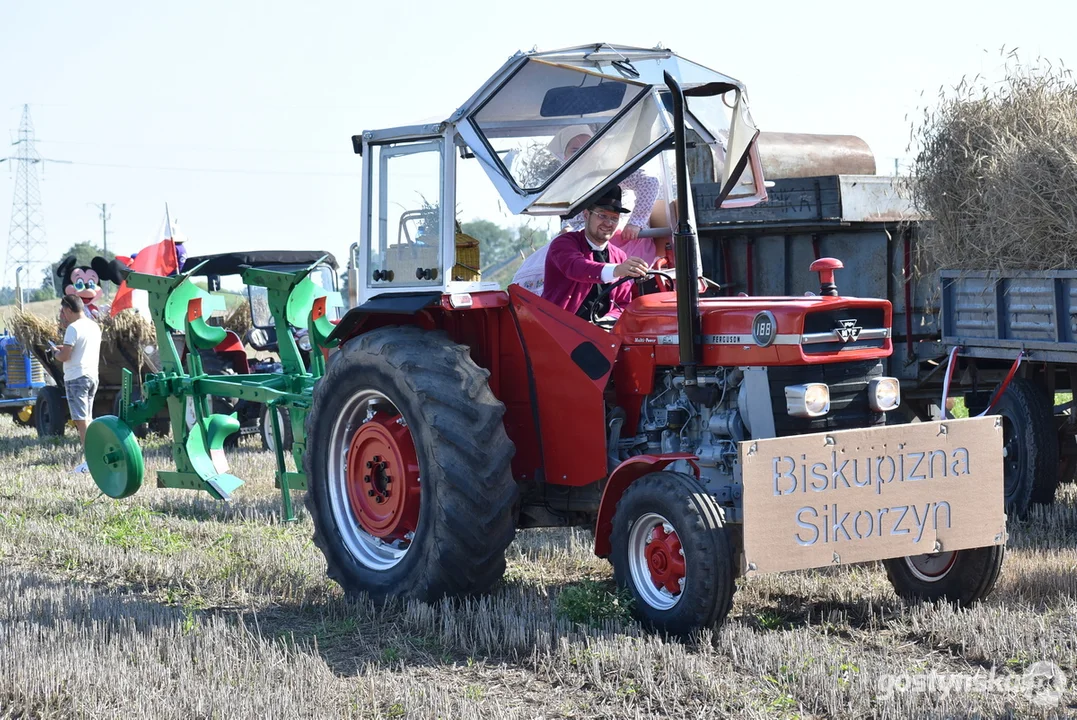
[835,318,862,342]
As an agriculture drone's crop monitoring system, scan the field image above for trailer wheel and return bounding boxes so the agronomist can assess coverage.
[35,385,68,437]
[1056,417,1076,485]
[260,405,293,453]
[304,326,517,602]
[884,544,1004,606]
[994,378,1058,516]
[611,471,735,637]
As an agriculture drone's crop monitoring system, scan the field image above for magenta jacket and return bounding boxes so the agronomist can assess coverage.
[542,230,634,318]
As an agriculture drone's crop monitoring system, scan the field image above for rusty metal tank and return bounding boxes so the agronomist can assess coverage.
[756,132,876,179]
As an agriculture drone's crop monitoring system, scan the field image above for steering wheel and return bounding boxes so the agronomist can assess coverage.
[589,270,675,325]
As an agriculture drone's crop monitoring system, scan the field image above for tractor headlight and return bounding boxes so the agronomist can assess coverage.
[785,383,830,418]
[868,377,901,412]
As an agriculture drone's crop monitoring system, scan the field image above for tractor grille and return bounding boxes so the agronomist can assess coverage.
[801,308,887,354]
[29,355,45,384]
[767,359,885,436]
[4,343,45,387]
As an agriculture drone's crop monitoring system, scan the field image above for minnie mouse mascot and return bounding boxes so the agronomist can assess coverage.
[55,255,130,319]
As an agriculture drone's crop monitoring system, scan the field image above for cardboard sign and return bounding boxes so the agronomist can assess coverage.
[740,416,1006,574]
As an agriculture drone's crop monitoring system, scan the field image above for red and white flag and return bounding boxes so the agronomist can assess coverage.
[110,208,182,316]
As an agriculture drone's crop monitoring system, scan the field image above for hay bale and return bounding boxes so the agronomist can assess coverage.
[8,310,63,382]
[97,311,159,385]
[220,300,252,339]
[9,310,61,352]
[912,56,1077,271]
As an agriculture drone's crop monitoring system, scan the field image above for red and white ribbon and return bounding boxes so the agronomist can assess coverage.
[939,346,1024,418]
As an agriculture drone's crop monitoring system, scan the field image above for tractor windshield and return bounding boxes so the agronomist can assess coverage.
[456,45,765,216]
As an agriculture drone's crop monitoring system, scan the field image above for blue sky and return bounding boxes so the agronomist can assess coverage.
[2,0,1074,285]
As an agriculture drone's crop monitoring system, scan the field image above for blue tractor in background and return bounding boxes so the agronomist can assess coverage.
[0,332,46,428]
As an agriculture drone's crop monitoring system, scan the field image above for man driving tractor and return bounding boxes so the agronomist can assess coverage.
[542,185,651,322]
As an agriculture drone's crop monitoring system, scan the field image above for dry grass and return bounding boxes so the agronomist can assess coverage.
[0,425,1075,718]
[912,52,1077,271]
[220,299,253,339]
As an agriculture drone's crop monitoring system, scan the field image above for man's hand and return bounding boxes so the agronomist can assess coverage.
[613,257,649,279]
[620,224,642,242]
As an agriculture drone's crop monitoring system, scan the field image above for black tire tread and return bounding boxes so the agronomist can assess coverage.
[883,544,1005,606]
[611,471,735,637]
[996,378,1058,511]
[304,326,517,602]
[35,385,67,438]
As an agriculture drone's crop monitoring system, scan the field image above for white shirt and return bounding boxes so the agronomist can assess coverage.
[585,235,618,284]
[62,317,102,382]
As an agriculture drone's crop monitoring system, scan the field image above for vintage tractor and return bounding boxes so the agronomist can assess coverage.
[87,44,1007,636]
[306,45,1006,635]
[0,332,46,426]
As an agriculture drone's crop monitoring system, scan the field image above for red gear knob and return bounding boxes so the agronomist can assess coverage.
[809,257,844,296]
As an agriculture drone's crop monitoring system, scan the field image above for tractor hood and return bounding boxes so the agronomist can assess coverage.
[613,293,893,366]
[448,43,767,217]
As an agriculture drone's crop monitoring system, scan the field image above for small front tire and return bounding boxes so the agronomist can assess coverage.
[611,471,735,637]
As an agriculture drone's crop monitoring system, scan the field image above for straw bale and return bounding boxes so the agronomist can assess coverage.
[912,55,1077,270]
[220,300,252,340]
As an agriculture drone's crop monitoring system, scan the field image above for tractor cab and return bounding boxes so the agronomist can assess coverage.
[350,44,768,310]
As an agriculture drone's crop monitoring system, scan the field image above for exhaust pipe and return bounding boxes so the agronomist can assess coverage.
[664,71,701,392]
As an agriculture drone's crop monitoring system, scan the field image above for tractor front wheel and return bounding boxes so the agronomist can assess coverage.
[611,471,735,637]
[304,326,517,602]
[35,385,68,438]
[884,545,1004,606]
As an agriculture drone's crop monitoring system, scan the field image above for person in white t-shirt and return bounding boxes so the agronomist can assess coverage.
[52,294,102,474]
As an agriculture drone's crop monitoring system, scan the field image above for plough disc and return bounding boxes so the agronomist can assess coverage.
[85,415,145,499]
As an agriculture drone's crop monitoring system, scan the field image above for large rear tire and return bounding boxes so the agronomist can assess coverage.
[993,378,1058,517]
[884,545,1004,606]
[35,385,68,438]
[304,326,517,602]
[611,471,735,637]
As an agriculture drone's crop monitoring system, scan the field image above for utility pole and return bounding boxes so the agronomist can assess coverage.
[90,202,113,297]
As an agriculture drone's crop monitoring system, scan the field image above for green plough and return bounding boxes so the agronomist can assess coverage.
[85,257,342,521]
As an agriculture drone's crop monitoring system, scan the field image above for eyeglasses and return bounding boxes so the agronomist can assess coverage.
[589,210,621,226]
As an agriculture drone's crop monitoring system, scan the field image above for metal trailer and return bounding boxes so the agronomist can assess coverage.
[691,175,1062,518]
[939,269,1077,516]
[0,333,46,426]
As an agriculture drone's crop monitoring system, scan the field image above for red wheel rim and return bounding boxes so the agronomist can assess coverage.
[645,525,686,595]
[345,411,420,541]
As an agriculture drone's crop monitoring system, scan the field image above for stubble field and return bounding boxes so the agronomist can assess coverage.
[0,424,1075,719]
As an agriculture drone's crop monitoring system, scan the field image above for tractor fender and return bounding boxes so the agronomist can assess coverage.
[594,453,700,558]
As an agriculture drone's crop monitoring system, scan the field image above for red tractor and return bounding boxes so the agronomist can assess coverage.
[304,45,1005,636]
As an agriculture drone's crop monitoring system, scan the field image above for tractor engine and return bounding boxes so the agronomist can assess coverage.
[619,359,892,502]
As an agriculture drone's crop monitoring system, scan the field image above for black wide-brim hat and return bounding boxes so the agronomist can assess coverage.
[590,185,631,214]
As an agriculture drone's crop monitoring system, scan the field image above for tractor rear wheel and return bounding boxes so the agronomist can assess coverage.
[304,326,517,602]
[611,471,735,637]
[883,544,1004,606]
[35,385,68,437]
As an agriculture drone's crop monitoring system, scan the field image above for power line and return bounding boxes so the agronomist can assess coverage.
[56,159,356,177]
[37,138,342,155]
